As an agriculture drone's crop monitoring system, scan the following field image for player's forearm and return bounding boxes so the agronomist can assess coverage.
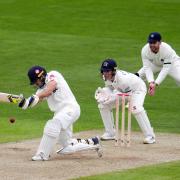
[36,80,57,100]
[37,89,52,100]
[142,58,154,83]
[155,65,170,85]
[144,67,154,83]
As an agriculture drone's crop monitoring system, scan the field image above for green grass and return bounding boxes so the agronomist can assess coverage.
[0,0,179,179]
[73,161,180,180]
[0,0,179,140]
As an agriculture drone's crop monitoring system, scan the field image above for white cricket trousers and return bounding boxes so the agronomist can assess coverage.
[35,104,80,159]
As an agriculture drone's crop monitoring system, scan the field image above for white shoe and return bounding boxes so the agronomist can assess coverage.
[32,152,49,161]
[100,132,115,141]
[143,136,156,144]
[91,136,103,157]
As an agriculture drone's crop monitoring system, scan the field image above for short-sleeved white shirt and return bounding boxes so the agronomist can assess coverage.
[36,71,79,112]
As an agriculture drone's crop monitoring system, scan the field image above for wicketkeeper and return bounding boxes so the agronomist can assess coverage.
[136,32,180,96]
[18,66,102,161]
[95,59,155,144]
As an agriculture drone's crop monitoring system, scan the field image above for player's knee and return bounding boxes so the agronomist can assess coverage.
[131,105,144,115]
[44,120,61,138]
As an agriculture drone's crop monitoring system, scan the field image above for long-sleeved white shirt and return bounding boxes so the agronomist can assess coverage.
[141,42,180,85]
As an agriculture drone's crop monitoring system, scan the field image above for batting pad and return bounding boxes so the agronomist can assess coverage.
[57,143,99,155]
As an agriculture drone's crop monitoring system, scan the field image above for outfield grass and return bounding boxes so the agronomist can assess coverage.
[0,0,179,179]
[0,0,179,140]
[74,161,180,180]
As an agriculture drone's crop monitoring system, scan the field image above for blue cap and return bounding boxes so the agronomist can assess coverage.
[148,32,161,43]
[100,59,117,73]
[27,66,47,85]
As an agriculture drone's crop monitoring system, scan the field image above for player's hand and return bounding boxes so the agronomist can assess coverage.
[148,82,156,96]
[102,94,116,105]
[95,87,109,103]
[18,95,39,109]
[95,87,103,100]
[18,98,29,109]
[27,94,39,107]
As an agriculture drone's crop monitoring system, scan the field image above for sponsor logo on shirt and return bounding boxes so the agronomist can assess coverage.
[49,74,55,80]
[133,106,136,110]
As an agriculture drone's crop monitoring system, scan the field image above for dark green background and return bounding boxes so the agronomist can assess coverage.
[0,0,179,142]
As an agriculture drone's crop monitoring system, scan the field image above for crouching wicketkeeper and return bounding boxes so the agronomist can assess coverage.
[95,59,155,144]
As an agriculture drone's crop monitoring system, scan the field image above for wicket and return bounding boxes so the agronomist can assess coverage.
[115,93,132,147]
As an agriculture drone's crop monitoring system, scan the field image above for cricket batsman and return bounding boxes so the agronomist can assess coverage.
[136,32,180,96]
[95,59,155,144]
[18,66,102,161]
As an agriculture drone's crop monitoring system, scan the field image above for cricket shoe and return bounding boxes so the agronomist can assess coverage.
[100,132,115,141]
[92,136,103,158]
[32,152,49,161]
[143,136,156,144]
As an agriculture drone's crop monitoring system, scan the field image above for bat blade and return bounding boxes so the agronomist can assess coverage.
[0,92,23,104]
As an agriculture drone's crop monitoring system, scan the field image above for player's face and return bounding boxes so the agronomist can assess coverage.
[102,71,114,81]
[149,41,161,53]
[33,79,43,88]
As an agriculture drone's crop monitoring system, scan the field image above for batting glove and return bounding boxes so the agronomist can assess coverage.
[18,98,29,110]
[18,94,39,109]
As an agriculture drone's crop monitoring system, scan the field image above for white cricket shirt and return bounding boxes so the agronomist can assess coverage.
[37,71,79,112]
[141,42,180,84]
[105,70,146,93]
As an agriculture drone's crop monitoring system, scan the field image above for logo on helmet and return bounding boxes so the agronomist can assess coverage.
[150,34,154,38]
[35,69,40,74]
[103,62,109,67]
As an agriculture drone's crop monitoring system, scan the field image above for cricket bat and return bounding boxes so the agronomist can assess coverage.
[0,92,23,104]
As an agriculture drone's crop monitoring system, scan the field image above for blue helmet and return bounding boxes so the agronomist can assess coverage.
[148,32,161,43]
[100,59,117,73]
[27,66,47,85]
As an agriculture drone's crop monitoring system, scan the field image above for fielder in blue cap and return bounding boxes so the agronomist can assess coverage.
[136,32,180,96]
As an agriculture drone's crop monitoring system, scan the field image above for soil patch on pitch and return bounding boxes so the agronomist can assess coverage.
[0,130,180,180]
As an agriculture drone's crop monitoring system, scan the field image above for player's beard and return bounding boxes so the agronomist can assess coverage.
[151,46,159,53]
[149,43,160,54]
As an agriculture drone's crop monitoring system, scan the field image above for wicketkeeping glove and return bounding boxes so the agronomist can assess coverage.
[102,93,116,105]
[95,87,109,103]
